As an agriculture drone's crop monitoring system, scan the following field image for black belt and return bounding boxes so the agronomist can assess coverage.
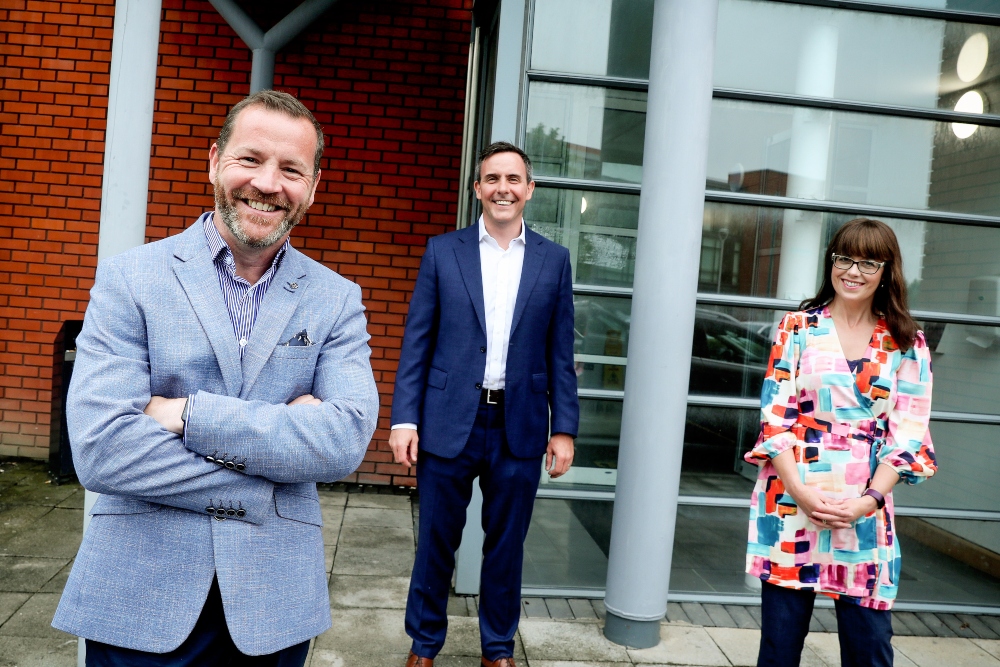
[480,388,504,405]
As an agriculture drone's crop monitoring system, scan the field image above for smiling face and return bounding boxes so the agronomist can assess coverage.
[209,105,320,249]
[830,254,883,309]
[474,151,534,229]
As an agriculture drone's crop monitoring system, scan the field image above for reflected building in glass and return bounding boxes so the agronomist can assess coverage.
[460,0,1000,613]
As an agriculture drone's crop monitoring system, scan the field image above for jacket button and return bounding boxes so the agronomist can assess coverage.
[475,383,482,390]
[206,506,215,514]
[235,463,246,472]
[224,461,236,470]
[480,346,486,353]
[236,509,246,518]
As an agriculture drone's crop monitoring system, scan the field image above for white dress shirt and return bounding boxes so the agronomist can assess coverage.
[392,217,526,430]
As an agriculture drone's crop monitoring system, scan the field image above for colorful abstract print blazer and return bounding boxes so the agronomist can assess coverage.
[745,307,936,610]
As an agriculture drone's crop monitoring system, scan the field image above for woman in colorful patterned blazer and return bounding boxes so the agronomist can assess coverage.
[745,218,937,667]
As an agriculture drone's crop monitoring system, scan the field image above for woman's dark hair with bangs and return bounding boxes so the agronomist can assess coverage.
[800,218,919,351]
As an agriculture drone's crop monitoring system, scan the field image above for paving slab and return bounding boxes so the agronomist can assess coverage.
[332,546,415,577]
[54,488,86,510]
[346,494,413,511]
[544,598,574,620]
[527,662,633,667]
[0,591,30,625]
[893,636,1000,666]
[0,635,77,667]
[31,507,82,533]
[339,525,414,551]
[705,626,760,666]
[0,556,69,593]
[318,491,349,509]
[627,624,729,665]
[972,639,1000,661]
[519,618,630,662]
[723,605,758,630]
[314,608,410,654]
[342,507,413,530]
[0,592,73,640]
[309,650,410,667]
[0,529,81,560]
[39,560,73,594]
[329,575,410,609]
[959,615,1000,640]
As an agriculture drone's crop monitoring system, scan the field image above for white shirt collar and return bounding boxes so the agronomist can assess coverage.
[478,215,526,247]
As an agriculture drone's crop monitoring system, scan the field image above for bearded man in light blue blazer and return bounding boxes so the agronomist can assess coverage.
[52,91,379,666]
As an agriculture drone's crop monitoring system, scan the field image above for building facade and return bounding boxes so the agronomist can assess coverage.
[1,0,998,620]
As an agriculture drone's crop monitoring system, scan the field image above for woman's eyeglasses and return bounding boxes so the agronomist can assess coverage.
[831,254,885,275]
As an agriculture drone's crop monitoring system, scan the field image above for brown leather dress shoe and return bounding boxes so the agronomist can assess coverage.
[405,650,434,667]
[481,657,516,667]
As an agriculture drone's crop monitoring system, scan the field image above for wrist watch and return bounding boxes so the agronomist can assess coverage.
[862,488,886,509]
[181,395,193,426]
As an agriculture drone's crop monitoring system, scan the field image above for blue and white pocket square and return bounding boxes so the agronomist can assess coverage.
[280,329,313,347]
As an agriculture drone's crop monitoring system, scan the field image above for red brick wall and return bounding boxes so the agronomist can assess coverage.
[1,0,474,487]
[0,0,114,459]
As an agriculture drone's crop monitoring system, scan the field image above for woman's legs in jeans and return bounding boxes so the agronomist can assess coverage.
[833,599,893,667]
[757,581,815,667]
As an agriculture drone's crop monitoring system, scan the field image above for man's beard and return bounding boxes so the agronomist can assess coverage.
[214,180,308,249]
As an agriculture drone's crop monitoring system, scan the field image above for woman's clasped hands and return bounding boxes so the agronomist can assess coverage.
[784,482,878,530]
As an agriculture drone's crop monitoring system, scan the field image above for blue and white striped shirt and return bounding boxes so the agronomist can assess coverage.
[201,212,290,359]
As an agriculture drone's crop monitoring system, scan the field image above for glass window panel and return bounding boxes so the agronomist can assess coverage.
[894,420,1000,513]
[667,505,1000,608]
[690,306,774,399]
[540,397,622,489]
[919,321,1000,415]
[716,0,1000,112]
[530,0,654,79]
[708,99,1000,218]
[573,295,631,391]
[527,188,639,288]
[523,498,610,590]
[525,82,647,184]
[702,202,1000,317]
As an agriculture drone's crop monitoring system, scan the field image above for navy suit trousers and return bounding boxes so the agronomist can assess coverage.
[406,400,543,660]
[85,577,310,667]
[757,581,893,667]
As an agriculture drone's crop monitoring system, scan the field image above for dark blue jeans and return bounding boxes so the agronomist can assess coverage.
[405,400,543,661]
[85,577,310,667]
[758,581,893,667]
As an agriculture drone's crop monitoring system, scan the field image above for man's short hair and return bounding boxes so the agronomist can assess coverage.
[475,141,533,183]
[216,90,325,177]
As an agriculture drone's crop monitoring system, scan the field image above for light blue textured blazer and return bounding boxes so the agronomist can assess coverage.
[52,218,379,655]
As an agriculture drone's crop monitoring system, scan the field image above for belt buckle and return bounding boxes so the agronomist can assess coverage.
[485,388,499,405]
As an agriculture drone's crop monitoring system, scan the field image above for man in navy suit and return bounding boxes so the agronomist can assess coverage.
[389,142,579,667]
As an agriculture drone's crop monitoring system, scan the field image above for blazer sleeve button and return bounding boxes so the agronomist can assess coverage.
[206,506,215,514]
[475,382,482,390]
[480,346,486,353]
[224,461,236,470]
[236,509,246,518]
[235,463,246,472]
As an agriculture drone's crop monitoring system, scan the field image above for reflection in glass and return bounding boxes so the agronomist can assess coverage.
[522,501,1000,602]
[689,307,772,398]
[708,99,1000,220]
[700,202,1000,322]
[574,295,631,391]
[527,188,639,287]
[716,0,1000,112]
[530,0,654,79]
[525,82,647,184]
[893,420,1000,514]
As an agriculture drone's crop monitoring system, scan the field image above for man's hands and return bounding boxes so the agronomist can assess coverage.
[143,396,187,434]
[288,394,322,406]
[389,428,419,468]
[546,433,574,478]
[144,394,321,435]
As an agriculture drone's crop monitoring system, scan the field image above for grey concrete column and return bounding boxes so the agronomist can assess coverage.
[603,0,720,649]
[84,4,163,664]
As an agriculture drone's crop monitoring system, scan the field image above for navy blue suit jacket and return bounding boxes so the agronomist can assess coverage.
[391,223,579,459]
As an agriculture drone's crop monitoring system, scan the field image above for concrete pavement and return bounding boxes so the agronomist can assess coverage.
[2,457,1000,666]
